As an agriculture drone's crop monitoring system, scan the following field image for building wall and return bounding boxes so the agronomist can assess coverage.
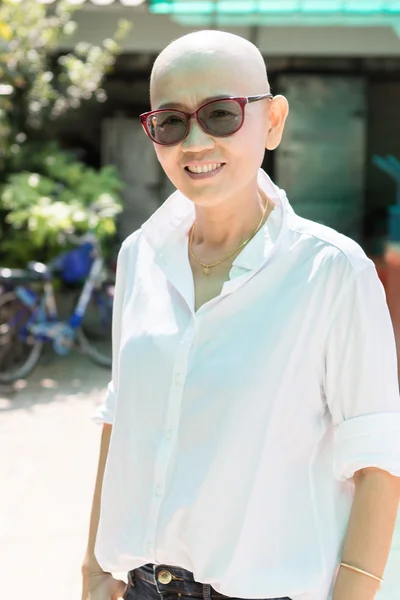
[62,6,400,57]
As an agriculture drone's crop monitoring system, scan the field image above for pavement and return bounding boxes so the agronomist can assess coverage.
[0,350,399,600]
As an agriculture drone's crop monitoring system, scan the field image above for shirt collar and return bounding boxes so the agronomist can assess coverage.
[141,168,291,274]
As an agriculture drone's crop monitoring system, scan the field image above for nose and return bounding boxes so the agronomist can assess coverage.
[181,116,215,152]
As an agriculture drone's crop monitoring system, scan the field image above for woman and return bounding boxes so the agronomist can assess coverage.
[81,30,400,600]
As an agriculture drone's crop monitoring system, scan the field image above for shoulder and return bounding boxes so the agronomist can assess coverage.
[287,211,375,281]
[118,228,144,265]
[120,228,143,252]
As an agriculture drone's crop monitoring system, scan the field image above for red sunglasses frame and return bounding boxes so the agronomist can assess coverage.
[140,94,273,146]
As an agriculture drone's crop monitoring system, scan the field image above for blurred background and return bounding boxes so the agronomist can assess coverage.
[1,1,400,599]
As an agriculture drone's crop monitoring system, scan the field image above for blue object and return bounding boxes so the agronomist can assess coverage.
[15,286,37,308]
[0,234,113,383]
[53,324,76,356]
[372,154,400,242]
[52,242,94,283]
[388,206,400,244]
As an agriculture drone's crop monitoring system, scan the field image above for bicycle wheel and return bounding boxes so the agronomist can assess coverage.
[0,291,43,383]
[76,284,113,368]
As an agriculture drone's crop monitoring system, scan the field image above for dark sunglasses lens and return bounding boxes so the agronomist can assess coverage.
[198,100,243,136]
[145,111,188,145]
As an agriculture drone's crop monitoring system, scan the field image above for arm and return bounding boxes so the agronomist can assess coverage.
[82,423,113,575]
[332,467,400,600]
[83,239,128,571]
[323,263,400,598]
[81,424,127,600]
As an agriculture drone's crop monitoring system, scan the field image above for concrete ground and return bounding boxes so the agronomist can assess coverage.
[0,350,399,600]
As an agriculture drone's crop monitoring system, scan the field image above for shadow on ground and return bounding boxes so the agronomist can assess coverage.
[0,347,110,412]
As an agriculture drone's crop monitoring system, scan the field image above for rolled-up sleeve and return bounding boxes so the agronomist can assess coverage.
[323,263,400,481]
[92,381,118,425]
[91,241,127,426]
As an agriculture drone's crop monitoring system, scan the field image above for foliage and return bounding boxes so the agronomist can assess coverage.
[0,143,123,266]
[0,0,130,266]
[0,0,130,166]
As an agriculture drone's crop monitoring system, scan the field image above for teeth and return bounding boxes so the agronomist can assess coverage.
[187,163,222,174]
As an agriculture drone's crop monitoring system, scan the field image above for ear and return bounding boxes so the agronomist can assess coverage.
[265,95,289,151]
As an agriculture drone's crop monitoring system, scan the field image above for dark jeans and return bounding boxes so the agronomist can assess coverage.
[124,563,291,600]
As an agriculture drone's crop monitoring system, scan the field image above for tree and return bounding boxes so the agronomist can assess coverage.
[0,0,129,266]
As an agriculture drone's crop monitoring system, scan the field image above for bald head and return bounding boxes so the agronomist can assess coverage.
[150,30,270,107]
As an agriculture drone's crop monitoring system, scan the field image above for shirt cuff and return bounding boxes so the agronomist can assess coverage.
[333,413,400,481]
[91,381,117,425]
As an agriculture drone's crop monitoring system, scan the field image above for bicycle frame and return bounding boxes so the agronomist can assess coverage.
[12,248,106,344]
[0,225,114,377]
[12,277,59,343]
[68,256,105,329]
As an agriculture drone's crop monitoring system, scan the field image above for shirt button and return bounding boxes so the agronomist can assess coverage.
[147,541,152,552]
[166,429,173,440]
[175,373,183,386]
[155,484,163,496]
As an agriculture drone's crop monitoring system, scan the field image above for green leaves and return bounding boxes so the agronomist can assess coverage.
[0,143,123,266]
[0,1,129,266]
[0,0,130,156]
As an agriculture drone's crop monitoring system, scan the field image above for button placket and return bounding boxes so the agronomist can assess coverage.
[174,372,183,386]
[144,321,194,559]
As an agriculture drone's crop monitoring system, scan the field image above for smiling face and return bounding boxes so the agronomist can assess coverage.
[149,32,286,210]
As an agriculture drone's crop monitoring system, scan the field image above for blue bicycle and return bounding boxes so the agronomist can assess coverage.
[0,233,114,383]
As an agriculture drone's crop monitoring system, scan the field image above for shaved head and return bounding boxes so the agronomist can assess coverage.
[146,30,288,211]
[150,30,270,107]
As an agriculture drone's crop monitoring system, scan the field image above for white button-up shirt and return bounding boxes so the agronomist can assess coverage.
[93,169,400,600]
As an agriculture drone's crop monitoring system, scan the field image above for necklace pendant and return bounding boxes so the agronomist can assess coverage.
[203,266,211,275]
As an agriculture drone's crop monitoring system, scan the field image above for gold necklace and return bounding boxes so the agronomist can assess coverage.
[189,193,270,275]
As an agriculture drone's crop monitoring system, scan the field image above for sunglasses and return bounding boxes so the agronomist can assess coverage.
[140,94,273,146]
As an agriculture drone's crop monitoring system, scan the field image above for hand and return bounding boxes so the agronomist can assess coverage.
[81,569,127,600]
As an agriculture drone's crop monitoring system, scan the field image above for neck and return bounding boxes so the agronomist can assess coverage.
[192,187,273,250]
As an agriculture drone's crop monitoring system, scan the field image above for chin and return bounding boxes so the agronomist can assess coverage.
[178,182,229,207]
